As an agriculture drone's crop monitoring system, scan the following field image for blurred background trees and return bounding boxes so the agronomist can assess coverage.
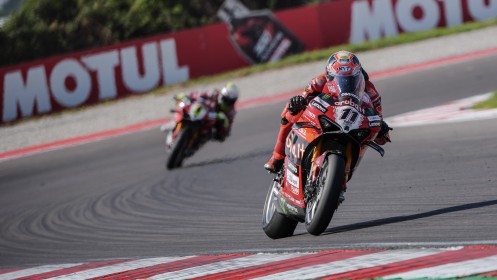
[0,0,319,67]
[0,0,25,17]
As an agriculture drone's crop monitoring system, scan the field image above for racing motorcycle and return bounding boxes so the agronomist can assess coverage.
[162,95,218,170]
[262,92,386,239]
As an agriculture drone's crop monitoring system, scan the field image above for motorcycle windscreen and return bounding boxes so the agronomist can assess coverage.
[334,74,365,104]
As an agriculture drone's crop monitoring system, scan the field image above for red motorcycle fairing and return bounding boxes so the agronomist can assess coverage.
[165,97,219,169]
[275,93,382,222]
[170,99,217,142]
[277,124,320,222]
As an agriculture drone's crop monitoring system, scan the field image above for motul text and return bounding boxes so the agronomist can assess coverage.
[350,0,497,43]
[2,39,188,122]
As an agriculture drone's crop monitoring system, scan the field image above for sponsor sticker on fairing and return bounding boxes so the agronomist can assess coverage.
[368,115,381,121]
[334,99,364,114]
[287,161,298,175]
[310,101,327,113]
[285,203,299,214]
[314,96,330,107]
[341,92,359,100]
[286,171,300,195]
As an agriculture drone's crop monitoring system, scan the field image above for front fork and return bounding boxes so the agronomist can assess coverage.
[304,140,351,203]
[167,121,197,151]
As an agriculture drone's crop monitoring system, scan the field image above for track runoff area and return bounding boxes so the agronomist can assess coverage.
[2,48,497,279]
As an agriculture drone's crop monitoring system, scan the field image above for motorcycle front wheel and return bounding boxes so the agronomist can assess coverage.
[165,127,190,170]
[305,153,345,236]
[262,180,298,239]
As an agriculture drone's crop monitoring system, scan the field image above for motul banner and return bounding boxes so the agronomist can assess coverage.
[348,0,497,43]
[1,0,496,123]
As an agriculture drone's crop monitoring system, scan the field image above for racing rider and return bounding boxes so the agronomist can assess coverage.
[264,50,392,182]
[175,82,239,142]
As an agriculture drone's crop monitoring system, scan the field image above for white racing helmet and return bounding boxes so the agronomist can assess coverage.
[219,82,239,106]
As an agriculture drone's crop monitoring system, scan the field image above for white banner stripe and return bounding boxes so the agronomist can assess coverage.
[0,263,83,280]
[383,255,497,279]
[250,249,449,280]
[45,256,191,280]
[148,253,307,280]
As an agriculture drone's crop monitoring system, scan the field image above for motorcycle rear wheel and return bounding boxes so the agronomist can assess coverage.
[305,154,345,235]
[262,180,298,239]
[165,127,190,170]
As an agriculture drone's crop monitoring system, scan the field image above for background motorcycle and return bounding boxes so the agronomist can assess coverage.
[162,96,217,170]
[262,93,385,238]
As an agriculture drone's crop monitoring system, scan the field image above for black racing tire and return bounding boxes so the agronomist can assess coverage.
[165,128,190,170]
[305,154,345,236]
[262,180,298,239]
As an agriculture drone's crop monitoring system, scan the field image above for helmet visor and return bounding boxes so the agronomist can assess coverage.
[334,73,365,102]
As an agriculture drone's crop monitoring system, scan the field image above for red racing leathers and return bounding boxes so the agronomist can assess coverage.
[270,72,388,161]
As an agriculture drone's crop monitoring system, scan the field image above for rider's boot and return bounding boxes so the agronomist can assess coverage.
[264,153,285,173]
[264,116,293,173]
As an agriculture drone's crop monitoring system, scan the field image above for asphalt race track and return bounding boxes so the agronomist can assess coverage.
[1,53,497,269]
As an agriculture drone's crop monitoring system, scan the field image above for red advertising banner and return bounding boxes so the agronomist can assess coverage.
[1,0,495,123]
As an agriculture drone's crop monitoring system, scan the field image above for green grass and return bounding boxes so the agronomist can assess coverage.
[150,18,497,96]
[472,91,497,109]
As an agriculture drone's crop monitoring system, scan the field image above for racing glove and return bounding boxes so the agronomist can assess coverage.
[288,95,308,115]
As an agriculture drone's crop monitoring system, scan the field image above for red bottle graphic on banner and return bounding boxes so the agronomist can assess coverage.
[218,1,304,64]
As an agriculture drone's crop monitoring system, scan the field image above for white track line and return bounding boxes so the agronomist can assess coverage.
[0,263,83,280]
[386,92,497,127]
